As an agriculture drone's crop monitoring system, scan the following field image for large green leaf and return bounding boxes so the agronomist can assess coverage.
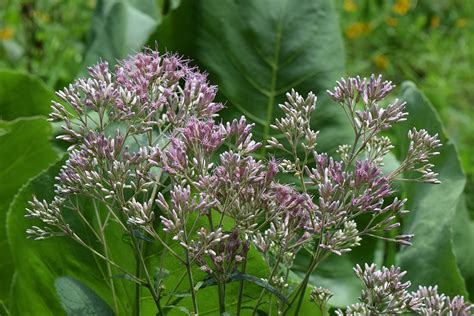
[152,0,351,151]
[0,118,58,302]
[55,276,114,316]
[452,196,474,299]
[147,0,194,58]
[0,71,55,120]
[196,0,348,145]
[82,0,159,70]
[395,82,469,298]
[6,159,136,315]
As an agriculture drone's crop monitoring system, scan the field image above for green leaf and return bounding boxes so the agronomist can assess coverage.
[231,273,288,304]
[82,0,159,69]
[196,0,348,144]
[0,118,58,302]
[395,82,469,298]
[452,196,474,299]
[7,159,136,315]
[0,71,55,120]
[55,276,115,316]
[195,273,287,303]
[147,0,195,58]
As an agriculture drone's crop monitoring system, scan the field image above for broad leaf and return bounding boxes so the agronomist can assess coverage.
[0,71,55,120]
[395,82,468,298]
[452,196,474,299]
[148,0,195,58]
[0,118,58,302]
[82,0,159,70]
[154,0,351,152]
[55,276,114,316]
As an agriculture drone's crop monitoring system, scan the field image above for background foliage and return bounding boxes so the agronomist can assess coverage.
[0,0,473,314]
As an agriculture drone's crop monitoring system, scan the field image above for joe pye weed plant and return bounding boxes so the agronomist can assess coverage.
[25,49,473,315]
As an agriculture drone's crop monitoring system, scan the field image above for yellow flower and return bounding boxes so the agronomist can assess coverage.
[373,54,389,70]
[345,22,371,39]
[430,16,440,29]
[392,0,410,16]
[456,18,467,29]
[33,11,51,23]
[0,27,14,40]
[386,17,399,27]
[343,0,358,13]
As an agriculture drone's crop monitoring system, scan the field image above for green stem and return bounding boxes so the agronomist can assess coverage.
[236,252,248,315]
[292,274,311,316]
[284,252,329,315]
[134,245,141,316]
[184,249,199,314]
[93,200,120,314]
[217,278,226,314]
[252,252,283,315]
[130,230,162,313]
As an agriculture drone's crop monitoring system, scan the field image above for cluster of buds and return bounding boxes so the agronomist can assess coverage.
[336,264,473,315]
[264,75,437,266]
[310,286,334,312]
[27,49,225,242]
[263,74,444,309]
[327,74,407,134]
[191,229,250,276]
[25,48,460,316]
[411,286,473,315]
[395,128,442,183]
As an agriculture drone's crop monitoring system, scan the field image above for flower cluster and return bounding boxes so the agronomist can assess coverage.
[264,75,444,312]
[327,74,407,134]
[25,49,456,316]
[264,76,432,273]
[335,264,473,315]
[28,49,225,240]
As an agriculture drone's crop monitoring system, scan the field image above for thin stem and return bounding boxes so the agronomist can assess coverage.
[130,229,162,313]
[0,301,10,316]
[184,249,199,314]
[236,250,249,315]
[217,277,226,314]
[134,244,141,316]
[165,271,187,305]
[181,203,199,315]
[284,252,330,315]
[147,229,185,264]
[70,233,144,284]
[93,200,120,314]
[252,250,284,315]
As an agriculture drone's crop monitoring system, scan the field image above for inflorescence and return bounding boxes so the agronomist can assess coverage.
[25,49,470,315]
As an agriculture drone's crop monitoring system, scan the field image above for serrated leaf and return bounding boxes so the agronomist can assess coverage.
[55,276,115,316]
